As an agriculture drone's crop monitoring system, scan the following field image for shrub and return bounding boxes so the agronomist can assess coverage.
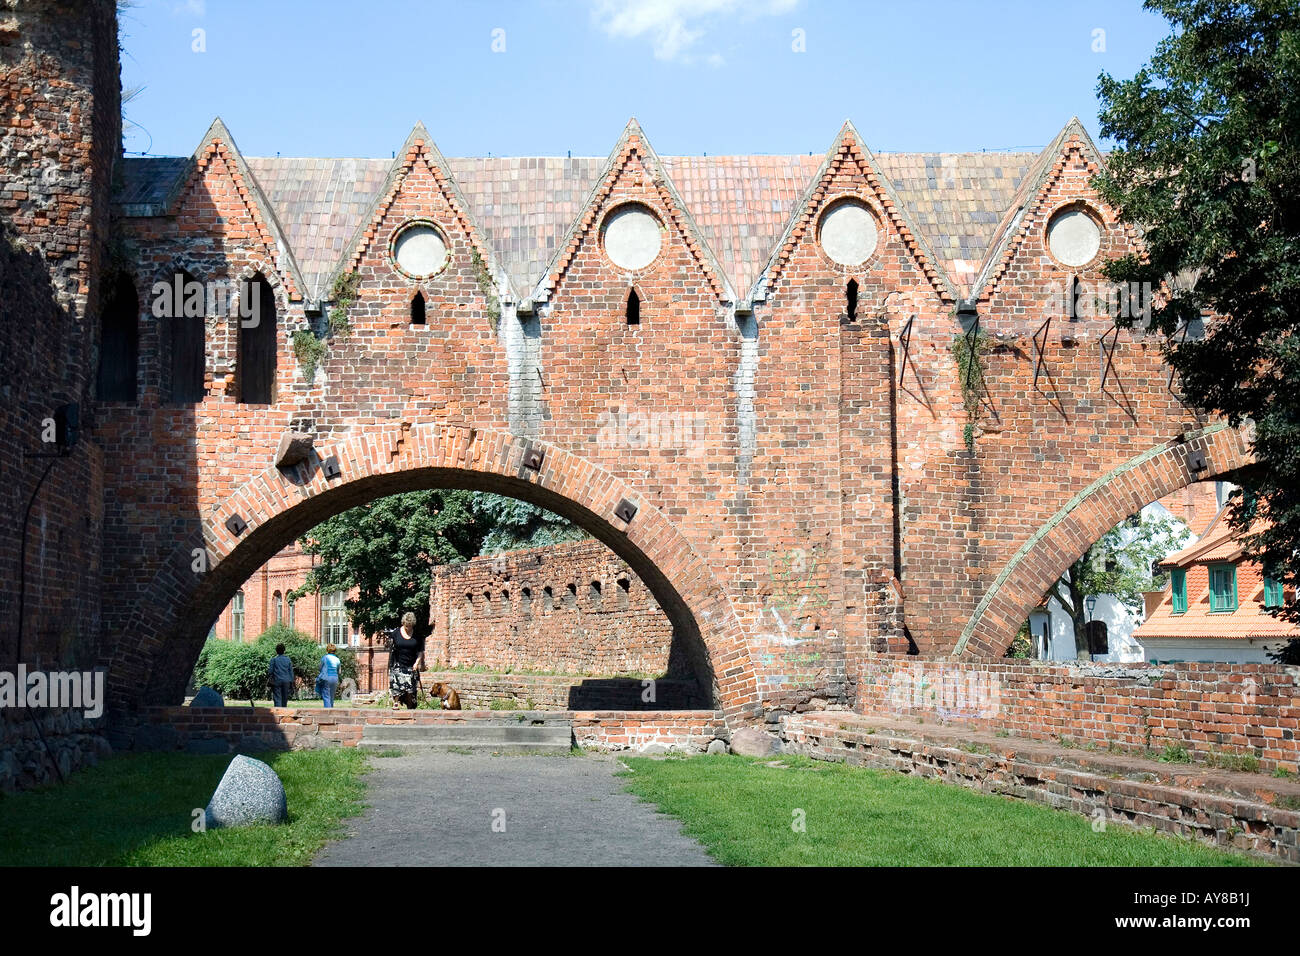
[195,640,270,706]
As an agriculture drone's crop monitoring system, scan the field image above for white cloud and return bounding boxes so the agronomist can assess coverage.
[590,0,799,64]
[172,0,206,16]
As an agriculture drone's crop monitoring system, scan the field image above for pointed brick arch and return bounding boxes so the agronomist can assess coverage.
[954,425,1254,658]
[106,424,758,721]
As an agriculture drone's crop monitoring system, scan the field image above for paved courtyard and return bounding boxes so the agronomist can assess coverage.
[312,751,717,867]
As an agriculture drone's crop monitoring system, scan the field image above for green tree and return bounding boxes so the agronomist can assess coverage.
[470,493,589,555]
[1094,1,1300,634]
[1045,513,1190,660]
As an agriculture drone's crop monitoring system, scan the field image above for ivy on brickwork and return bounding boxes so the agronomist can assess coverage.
[327,270,361,337]
[292,329,326,381]
[951,328,992,452]
[470,246,501,333]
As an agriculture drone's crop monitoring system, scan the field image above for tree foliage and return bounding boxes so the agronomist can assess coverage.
[193,625,358,703]
[1047,512,1190,659]
[1094,0,1300,630]
[288,491,585,637]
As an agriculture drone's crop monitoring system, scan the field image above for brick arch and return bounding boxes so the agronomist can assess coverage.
[954,424,1254,658]
[106,423,758,721]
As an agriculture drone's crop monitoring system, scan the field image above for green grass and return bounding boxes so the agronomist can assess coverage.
[618,754,1267,867]
[0,749,368,866]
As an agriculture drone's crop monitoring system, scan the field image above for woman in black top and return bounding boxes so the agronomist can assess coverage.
[386,611,424,709]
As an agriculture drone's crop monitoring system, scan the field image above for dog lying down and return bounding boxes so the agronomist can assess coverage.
[427,681,461,710]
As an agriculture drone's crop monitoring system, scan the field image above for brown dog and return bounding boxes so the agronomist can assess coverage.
[427,681,461,710]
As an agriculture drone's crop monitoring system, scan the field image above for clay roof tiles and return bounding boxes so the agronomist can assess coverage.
[113,134,1055,302]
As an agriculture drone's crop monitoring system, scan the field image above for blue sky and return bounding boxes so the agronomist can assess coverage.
[119,0,1173,159]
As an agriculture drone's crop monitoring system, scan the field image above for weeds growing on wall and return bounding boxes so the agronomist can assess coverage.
[328,270,361,337]
[951,328,992,452]
[292,329,327,381]
[471,246,501,333]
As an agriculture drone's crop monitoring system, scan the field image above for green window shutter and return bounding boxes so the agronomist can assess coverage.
[1171,568,1187,614]
[1264,577,1282,609]
[1209,564,1238,612]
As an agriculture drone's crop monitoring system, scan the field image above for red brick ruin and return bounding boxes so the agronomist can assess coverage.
[6,2,1292,773]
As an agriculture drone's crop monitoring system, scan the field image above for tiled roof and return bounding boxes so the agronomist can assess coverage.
[114,150,1040,301]
[243,157,392,299]
[1137,586,1299,641]
[1160,508,1254,568]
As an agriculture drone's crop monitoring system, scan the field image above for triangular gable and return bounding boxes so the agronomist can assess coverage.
[749,121,957,308]
[530,119,735,307]
[333,123,509,300]
[969,117,1131,304]
[163,118,305,302]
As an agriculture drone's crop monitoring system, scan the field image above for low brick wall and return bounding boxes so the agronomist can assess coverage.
[0,707,111,792]
[420,670,704,710]
[784,712,1300,862]
[855,658,1300,774]
[123,706,727,754]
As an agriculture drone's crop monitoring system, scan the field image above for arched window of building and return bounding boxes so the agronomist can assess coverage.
[845,279,858,321]
[287,598,296,630]
[170,270,206,403]
[626,288,641,325]
[237,273,277,404]
[274,591,284,624]
[97,272,140,401]
[231,590,245,643]
[589,580,602,606]
[411,290,426,325]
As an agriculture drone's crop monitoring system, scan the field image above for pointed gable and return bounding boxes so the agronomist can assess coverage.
[752,121,957,308]
[970,117,1131,305]
[335,123,508,301]
[532,119,734,307]
[164,118,305,301]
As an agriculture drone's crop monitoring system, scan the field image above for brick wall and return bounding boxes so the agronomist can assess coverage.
[853,657,1300,774]
[428,539,676,677]
[416,670,703,710]
[122,705,727,755]
[0,0,118,673]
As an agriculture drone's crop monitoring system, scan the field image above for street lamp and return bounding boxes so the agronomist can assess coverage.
[1085,595,1098,620]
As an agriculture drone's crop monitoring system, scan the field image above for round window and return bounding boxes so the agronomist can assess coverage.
[819,199,879,266]
[602,204,662,271]
[392,222,449,278]
[1046,207,1102,267]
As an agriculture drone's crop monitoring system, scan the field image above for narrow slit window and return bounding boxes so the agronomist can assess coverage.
[411,290,426,325]
[626,288,640,325]
[237,273,277,404]
[846,279,858,321]
[97,272,140,402]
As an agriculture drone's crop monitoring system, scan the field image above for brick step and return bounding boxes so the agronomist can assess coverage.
[359,720,573,753]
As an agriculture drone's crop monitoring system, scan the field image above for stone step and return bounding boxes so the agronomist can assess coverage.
[359,721,573,753]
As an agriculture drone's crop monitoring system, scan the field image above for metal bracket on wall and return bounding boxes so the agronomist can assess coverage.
[897,314,916,387]
[224,514,247,536]
[1032,316,1052,391]
[1099,323,1121,392]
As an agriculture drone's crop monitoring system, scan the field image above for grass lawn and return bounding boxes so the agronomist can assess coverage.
[0,749,367,866]
[618,754,1268,866]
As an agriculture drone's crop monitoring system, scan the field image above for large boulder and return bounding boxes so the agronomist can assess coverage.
[204,755,288,829]
[191,686,224,708]
[729,727,781,757]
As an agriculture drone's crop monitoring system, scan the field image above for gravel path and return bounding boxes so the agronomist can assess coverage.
[312,751,717,866]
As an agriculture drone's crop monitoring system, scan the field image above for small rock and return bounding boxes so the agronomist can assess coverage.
[191,686,224,708]
[706,738,728,755]
[204,755,288,829]
[638,743,669,755]
[730,727,781,757]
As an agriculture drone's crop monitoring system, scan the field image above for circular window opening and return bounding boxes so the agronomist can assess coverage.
[602,204,662,271]
[1046,207,1102,267]
[392,222,449,278]
[819,199,879,267]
